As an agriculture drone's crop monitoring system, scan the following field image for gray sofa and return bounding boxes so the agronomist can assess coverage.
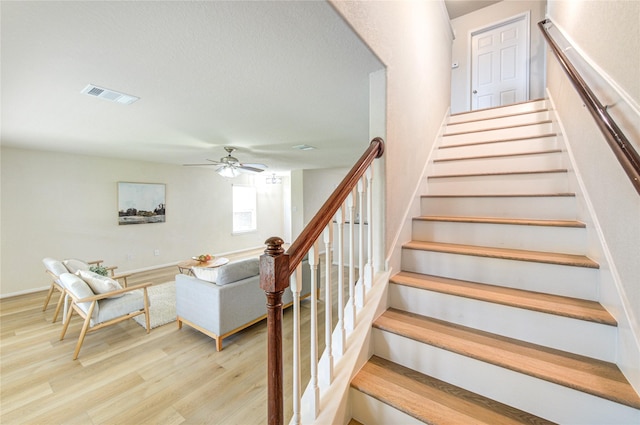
[176,257,315,351]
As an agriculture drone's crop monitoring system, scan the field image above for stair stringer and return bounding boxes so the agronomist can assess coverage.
[547,90,640,394]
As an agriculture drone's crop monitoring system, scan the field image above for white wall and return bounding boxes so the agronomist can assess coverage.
[450,0,547,114]
[546,0,640,392]
[0,147,284,296]
[331,0,453,271]
[302,167,349,225]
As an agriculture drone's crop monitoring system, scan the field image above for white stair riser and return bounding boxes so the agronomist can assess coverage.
[437,136,558,159]
[442,122,554,146]
[448,100,548,124]
[427,172,569,195]
[445,111,550,134]
[412,220,586,255]
[349,389,424,425]
[421,195,578,220]
[388,284,616,362]
[373,330,640,425]
[432,151,564,175]
[401,248,599,300]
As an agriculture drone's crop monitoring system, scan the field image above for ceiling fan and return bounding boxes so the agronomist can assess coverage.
[184,147,267,178]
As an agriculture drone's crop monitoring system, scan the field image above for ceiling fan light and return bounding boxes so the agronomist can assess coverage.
[217,166,240,178]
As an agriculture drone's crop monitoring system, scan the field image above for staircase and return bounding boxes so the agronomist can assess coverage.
[349,100,640,424]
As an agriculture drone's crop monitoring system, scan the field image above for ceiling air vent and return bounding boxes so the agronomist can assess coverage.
[81,84,139,105]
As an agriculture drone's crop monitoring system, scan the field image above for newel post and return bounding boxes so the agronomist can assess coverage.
[260,236,290,425]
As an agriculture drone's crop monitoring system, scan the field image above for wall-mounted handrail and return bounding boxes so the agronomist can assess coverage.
[259,137,384,425]
[539,19,640,195]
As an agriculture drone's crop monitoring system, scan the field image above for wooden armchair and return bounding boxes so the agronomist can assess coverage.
[59,272,151,360]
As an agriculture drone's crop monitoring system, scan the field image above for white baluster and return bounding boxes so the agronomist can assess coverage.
[322,224,334,384]
[335,206,346,356]
[291,265,302,425]
[347,189,356,331]
[357,176,365,308]
[308,243,319,418]
[365,164,374,288]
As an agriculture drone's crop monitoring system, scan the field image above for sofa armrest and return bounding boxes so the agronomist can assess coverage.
[176,273,266,337]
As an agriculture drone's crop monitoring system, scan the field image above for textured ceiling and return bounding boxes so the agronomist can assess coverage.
[1,1,384,172]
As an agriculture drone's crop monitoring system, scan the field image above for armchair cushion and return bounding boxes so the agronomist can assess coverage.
[216,258,259,286]
[63,258,90,274]
[43,258,68,284]
[76,269,123,297]
[61,273,98,319]
[96,293,145,324]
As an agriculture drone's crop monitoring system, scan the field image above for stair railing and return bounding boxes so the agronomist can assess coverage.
[260,137,384,425]
[539,18,640,195]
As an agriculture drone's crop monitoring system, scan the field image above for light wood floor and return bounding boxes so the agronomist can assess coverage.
[1,258,353,424]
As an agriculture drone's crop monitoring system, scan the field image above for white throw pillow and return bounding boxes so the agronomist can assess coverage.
[76,269,123,297]
[63,258,90,274]
[192,267,219,283]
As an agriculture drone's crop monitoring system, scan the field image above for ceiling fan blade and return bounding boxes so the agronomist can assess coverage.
[183,163,218,166]
[238,165,266,173]
[240,162,267,169]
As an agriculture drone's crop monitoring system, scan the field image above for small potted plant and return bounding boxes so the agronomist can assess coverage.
[89,265,109,276]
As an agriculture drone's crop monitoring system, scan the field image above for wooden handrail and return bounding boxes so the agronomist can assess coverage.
[539,19,640,195]
[259,137,384,425]
[287,137,384,273]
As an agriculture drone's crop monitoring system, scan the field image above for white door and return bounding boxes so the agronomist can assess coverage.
[471,14,529,110]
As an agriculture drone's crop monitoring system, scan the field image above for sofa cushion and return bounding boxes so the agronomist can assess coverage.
[191,266,219,283]
[76,269,123,297]
[216,258,259,286]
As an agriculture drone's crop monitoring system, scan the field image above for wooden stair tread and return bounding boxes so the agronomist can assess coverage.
[374,309,640,409]
[447,108,549,126]
[429,169,567,179]
[352,356,556,425]
[348,420,364,425]
[413,215,585,228]
[444,120,553,137]
[390,271,616,326]
[440,133,557,149]
[422,193,575,199]
[403,240,599,269]
[434,149,562,163]
[450,99,547,118]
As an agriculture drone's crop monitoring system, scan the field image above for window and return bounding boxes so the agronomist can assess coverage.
[232,185,257,233]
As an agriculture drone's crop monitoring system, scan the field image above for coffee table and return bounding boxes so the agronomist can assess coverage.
[177,257,229,275]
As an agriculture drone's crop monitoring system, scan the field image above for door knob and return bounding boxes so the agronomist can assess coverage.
[472,90,478,94]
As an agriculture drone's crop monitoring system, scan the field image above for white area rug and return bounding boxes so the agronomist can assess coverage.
[133,281,176,329]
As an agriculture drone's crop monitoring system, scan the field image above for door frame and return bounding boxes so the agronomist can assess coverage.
[467,11,531,110]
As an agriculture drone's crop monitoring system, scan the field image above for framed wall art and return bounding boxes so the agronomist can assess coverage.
[117,182,166,225]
